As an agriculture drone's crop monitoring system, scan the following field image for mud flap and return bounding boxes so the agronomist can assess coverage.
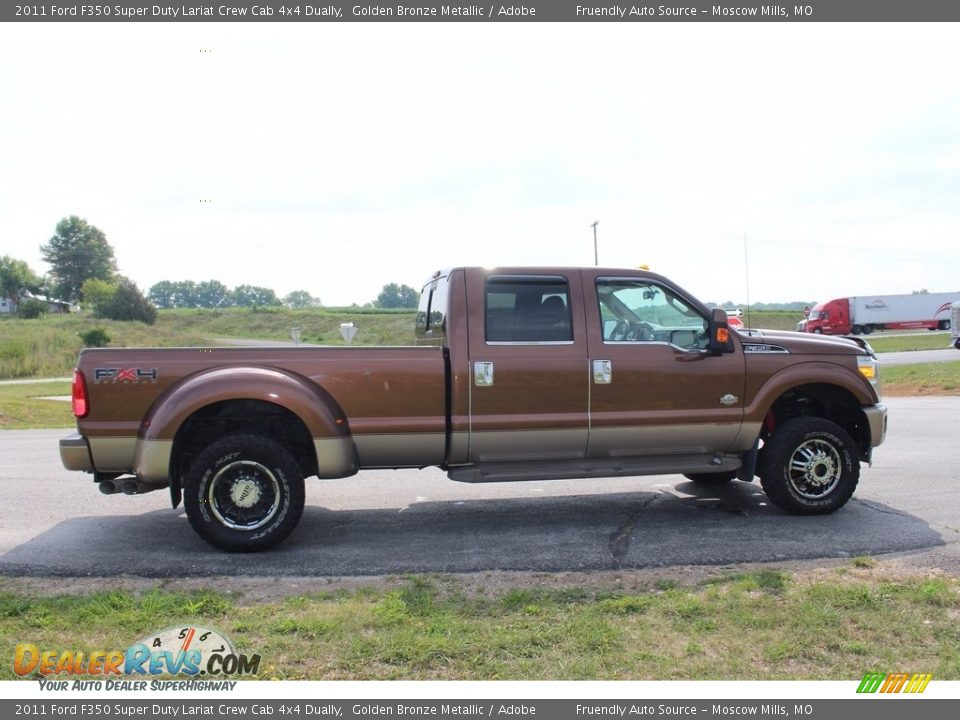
[737,437,760,482]
[169,474,182,509]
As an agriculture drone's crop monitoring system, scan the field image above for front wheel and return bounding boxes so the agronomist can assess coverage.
[758,418,859,515]
[183,433,305,551]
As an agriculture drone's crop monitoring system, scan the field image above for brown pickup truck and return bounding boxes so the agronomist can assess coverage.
[60,266,887,551]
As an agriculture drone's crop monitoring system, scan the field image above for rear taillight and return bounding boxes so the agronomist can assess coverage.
[72,369,89,418]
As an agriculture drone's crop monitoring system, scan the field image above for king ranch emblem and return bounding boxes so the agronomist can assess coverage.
[93,368,158,384]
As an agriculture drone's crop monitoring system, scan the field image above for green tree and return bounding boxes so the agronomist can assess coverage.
[171,280,199,308]
[283,290,319,309]
[148,281,178,309]
[81,278,117,315]
[233,285,281,308]
[376,283,419,309]
[0,255,43,311]
[40,216,117,303]
[98,277,157,324]
[196,280,232,308]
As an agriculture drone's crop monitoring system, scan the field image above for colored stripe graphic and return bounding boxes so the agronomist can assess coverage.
[857,673,885,693]
[857,672,932,694]
[881,673,909,693]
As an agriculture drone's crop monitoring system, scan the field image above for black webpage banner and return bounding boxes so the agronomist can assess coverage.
[3,699,960,720]
[6,1,960,23]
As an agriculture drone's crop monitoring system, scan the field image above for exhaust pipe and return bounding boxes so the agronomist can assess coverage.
[98,479,118,495]
[122,480,163,495]
[98,477,163,495]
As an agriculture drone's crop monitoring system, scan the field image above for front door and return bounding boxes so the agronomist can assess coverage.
[585,275,747,458]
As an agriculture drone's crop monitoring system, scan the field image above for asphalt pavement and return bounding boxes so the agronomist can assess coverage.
[1,397,957,578]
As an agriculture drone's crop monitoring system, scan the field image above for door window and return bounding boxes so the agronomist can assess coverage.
[485,276,573,343]
[596,279,708,350]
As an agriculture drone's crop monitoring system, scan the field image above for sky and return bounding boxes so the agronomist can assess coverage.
[2,22,959,307]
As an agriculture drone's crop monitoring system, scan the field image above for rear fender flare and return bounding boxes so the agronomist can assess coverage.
[137,366,355,495]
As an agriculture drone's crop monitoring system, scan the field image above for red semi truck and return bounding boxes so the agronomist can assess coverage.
[801,292,958,335]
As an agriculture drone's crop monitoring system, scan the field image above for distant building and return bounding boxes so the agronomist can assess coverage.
[0,292,76,315]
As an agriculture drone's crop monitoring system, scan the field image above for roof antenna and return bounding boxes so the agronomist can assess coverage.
[743,233,752,332]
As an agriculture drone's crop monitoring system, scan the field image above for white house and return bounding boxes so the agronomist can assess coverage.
[0,292,75,315]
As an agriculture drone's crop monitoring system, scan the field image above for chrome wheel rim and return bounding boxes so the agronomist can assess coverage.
[208,460,281,531]
[788,439,842,499]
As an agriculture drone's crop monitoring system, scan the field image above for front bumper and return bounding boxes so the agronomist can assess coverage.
[60,433,93,472]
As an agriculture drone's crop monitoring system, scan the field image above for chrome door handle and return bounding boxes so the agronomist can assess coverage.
[475,361,494,387]
[593,359,612,384]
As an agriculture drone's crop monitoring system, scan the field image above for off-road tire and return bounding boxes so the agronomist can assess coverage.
[758,418,859,515]
[183,433,305,551]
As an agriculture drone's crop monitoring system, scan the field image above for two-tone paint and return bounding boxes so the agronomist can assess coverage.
[61,266,887,505]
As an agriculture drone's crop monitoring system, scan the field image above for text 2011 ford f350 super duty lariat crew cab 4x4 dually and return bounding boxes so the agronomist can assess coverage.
[60,267,887,551]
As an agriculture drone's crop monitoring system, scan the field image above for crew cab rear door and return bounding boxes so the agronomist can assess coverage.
[584,272,746,458]
[465,270,590,462]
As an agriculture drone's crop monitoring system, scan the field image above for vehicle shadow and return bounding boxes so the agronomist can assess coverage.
[0,481,944,577]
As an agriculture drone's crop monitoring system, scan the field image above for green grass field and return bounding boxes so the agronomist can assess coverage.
[882,362,960,396]
[0,308,417,380]
[0,381,73,429]
[2,567,957,680]
[866,333,955,353]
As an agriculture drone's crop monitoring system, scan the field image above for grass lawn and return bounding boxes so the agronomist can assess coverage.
[882,362,960,396]
[0,381,73,429]
[867,333,955,353]
[2,565,958,681]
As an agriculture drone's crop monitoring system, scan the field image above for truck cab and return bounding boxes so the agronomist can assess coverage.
[804,298,850,335]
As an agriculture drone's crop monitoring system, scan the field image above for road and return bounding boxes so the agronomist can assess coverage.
[1,397,958,578]
[880,348,959,366]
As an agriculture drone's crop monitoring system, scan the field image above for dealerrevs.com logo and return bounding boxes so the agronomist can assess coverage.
[857,672,933,694]
[14,626,260,690]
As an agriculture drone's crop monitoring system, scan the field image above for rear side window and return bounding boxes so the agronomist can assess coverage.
[485,276,573,343]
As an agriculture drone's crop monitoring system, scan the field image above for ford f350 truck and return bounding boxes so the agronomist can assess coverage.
[60,267,887,551]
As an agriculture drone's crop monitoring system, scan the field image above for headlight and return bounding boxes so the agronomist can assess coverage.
[858,355,880,392]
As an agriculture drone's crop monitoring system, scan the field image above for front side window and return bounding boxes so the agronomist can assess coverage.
[485,276,573,343]
[597,279,708,350]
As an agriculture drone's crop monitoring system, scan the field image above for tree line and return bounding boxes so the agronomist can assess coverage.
[2,216,420,323]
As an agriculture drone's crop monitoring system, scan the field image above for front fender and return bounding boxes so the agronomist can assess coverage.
[745,360,877,424]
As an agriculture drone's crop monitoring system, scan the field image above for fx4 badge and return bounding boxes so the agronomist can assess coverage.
[94,368,159,383]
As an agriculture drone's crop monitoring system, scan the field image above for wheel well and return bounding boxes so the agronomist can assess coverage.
[764,384,871,461]
[172,400,318,482]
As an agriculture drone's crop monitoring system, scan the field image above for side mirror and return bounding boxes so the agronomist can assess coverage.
[708,308,736,354]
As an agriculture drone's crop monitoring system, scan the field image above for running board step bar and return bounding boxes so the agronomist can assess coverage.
[447,454,741,484]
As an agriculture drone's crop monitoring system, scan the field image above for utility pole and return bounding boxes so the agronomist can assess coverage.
[591,221,599,266]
